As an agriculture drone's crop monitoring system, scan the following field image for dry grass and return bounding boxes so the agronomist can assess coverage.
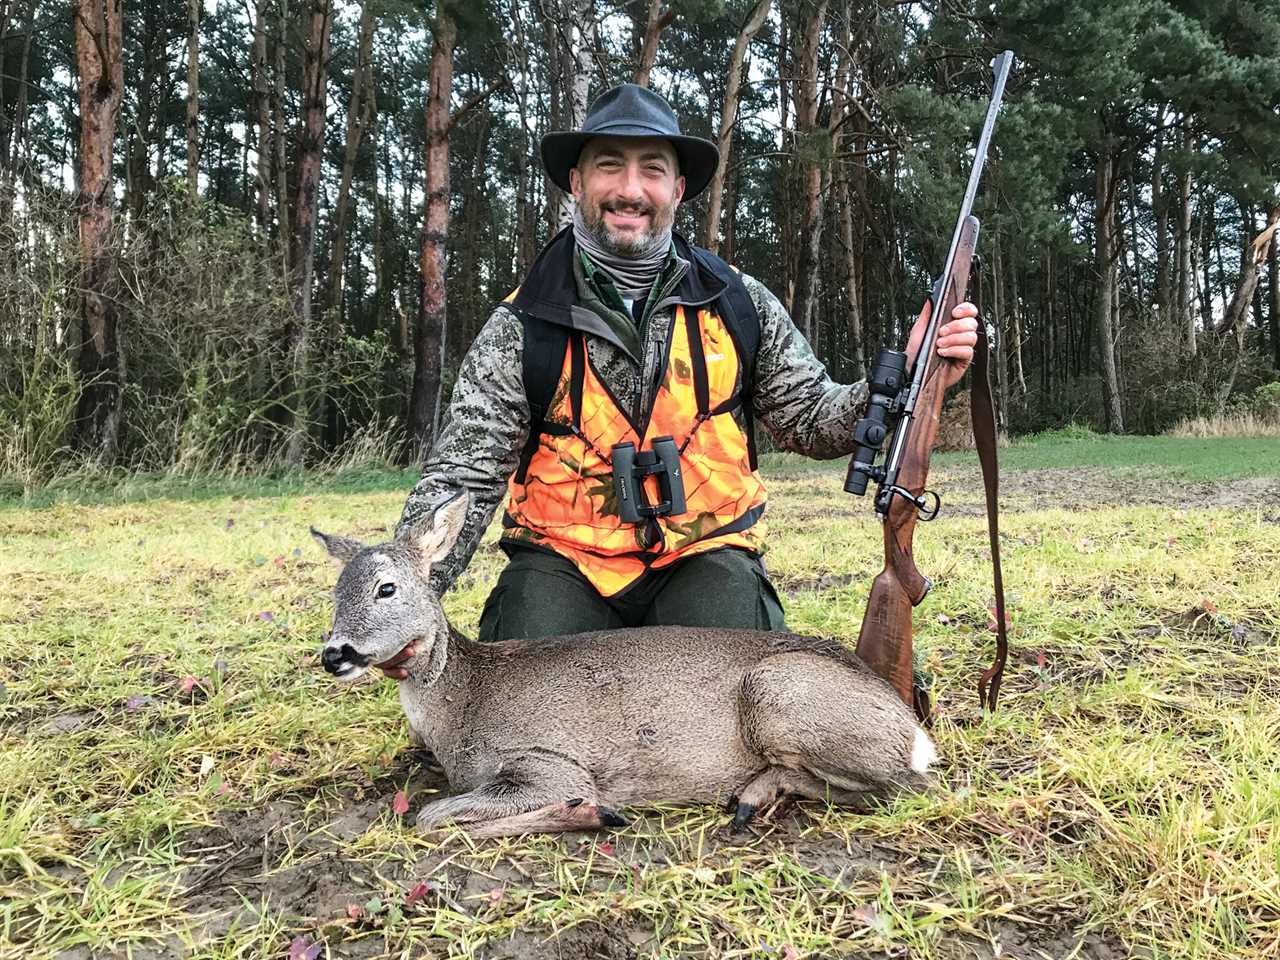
[1167,411,1280,438]
[2,439,1279,959]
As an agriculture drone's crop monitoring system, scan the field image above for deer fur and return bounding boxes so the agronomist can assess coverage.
[312,495,937,838]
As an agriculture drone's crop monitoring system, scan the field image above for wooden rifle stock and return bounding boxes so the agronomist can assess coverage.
[856,217,979,712]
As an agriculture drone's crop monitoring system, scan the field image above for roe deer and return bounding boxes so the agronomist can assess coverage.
[313,495,937,838]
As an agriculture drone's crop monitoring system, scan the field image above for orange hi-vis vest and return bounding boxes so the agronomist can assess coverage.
[500,238,767,598]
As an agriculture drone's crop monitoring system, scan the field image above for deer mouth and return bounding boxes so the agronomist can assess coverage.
[373,640,417,680]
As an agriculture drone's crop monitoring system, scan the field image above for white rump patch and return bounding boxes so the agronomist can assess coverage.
[911,728,938,773]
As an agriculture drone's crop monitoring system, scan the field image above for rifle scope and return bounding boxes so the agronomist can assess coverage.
[843,348,908,496]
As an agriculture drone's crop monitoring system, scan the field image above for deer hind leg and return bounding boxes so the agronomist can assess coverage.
[730,766,883,829]
[417,786,626,838]
[416,751,625,838]
[740,651,937,808]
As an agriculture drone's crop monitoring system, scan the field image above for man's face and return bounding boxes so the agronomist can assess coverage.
[569,136,685,256]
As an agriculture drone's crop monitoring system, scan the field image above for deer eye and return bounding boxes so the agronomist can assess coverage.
[376,583,396,599]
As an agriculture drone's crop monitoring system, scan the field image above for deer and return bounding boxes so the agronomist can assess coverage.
[312,494,938,839]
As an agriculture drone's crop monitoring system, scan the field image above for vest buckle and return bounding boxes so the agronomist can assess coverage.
[611,437,687,523]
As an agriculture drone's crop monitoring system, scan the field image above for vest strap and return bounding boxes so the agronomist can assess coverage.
[684,306,712,417]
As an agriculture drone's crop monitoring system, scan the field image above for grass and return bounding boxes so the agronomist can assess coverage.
[2,434,1279,958]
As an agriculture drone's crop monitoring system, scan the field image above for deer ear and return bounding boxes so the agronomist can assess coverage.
[404,492,470,568]
[310,527,365,564]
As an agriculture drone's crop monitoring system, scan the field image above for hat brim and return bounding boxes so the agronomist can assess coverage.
[540,127,720,202]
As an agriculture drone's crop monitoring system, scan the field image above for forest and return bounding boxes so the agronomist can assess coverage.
[2,0,1279,483]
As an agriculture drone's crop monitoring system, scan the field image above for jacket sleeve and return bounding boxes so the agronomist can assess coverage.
[396,306,528,594]
[741,273,869,459]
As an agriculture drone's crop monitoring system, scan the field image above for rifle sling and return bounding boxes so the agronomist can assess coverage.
[970,275,1009,712]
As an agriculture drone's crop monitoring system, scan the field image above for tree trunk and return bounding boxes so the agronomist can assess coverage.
[73,0,125,462]
[252,0,271,228]
[1177,145,1194,355]
[1152,110,1170,325]
[285,0,332,466]
[274,0,291,256]
[1008,245,1027,398]
[788,0,830,342]
[1271,213,1280,370]
[185,0,200,194]
[838,173,864,379]
[703,0,771,253]
[992,239,1008,416]
[560,0,595,227]
[1094,149,1124,433]
[409,5,457,459]
[5,0,35,178]
[1213,207,1278,414]
[632,0,673,87]
[512,0,536,275]
[0,1,11,166]
[326,0,376,320]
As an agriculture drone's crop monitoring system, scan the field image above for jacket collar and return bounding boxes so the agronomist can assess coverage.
[511,227,727,335]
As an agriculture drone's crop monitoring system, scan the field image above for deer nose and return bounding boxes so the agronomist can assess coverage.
[321,645,351,674]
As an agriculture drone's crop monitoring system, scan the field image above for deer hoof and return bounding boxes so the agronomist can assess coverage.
[598,805,627,828]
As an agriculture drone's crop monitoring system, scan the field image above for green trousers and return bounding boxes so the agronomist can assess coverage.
[477,546,788,641]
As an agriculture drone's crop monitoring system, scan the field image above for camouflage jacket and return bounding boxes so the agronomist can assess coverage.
[398,230,869,593]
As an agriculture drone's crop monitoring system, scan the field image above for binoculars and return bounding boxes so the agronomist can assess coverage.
[611,436,687,523]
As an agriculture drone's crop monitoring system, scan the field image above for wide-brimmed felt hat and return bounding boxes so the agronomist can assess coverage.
[540,84,720,201]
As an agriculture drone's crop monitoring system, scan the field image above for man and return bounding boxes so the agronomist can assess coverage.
[397,84,978,644]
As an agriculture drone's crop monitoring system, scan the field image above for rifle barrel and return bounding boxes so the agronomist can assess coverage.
[877,50,1015,516]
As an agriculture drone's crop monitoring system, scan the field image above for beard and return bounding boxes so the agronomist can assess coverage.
[577,194,676,257]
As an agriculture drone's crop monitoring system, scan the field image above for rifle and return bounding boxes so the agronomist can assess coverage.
[844,51,1015,720]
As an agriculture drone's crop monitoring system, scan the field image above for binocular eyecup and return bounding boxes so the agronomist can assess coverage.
[844,348,908,496]
[612,436,687,524]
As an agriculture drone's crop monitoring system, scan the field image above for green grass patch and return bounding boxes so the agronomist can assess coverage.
[2,438,1278,958]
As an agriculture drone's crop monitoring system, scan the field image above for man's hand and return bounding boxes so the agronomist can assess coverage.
[904,300,981,390]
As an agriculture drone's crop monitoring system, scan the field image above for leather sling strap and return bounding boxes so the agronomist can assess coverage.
[970,262,1009,711]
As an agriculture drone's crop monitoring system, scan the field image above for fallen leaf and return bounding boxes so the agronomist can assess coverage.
[179,675,205,694]
[346,903,364,921]
[273,555,285,567]
[199,754,215,778]
[598,841,615,856]
[486,886,505,906]
[405,880,432,905]
[287,936,322,960]
[693,866,716,883]
[1166,536,1177,547]
[853,901,890,935]
[364,897,383,915]
[782,946,800,960]
[1035,650,1047,670]
[258,611,275,622]
[1200,598,1219,614]
[269,751,287,767]
[392,790,410,816]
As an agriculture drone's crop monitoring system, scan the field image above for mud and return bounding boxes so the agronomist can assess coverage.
[937,465,1280,516]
